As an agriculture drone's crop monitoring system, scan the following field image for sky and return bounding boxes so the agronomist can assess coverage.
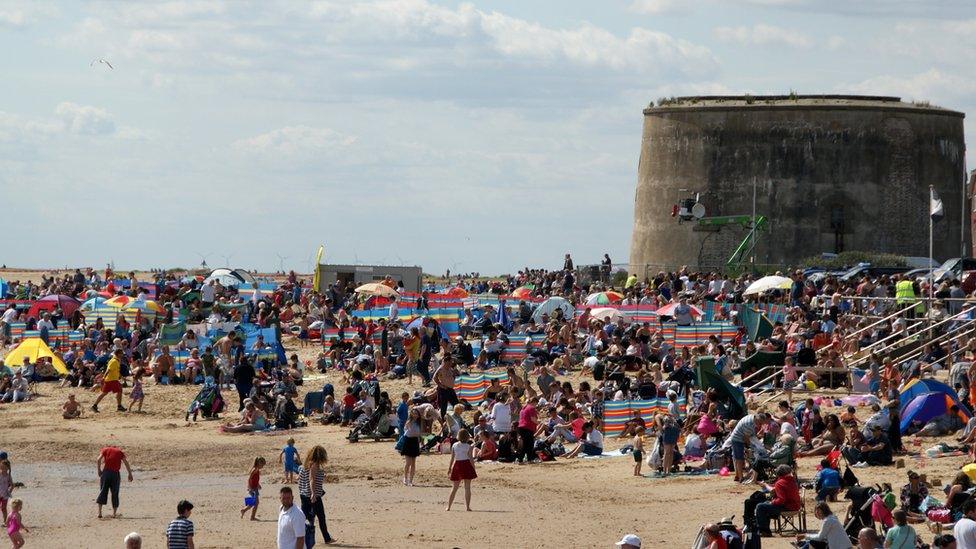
[2,0,975,275]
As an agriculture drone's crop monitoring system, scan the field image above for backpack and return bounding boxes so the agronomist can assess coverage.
[719,528,744,549]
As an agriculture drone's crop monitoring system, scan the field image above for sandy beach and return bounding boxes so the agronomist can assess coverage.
[1,335,969,548]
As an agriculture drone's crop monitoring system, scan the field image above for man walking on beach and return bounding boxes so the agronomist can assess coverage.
[433,355,459,418]
[91,349,126,413]
[277,487,305,549]
[96,445,133,518]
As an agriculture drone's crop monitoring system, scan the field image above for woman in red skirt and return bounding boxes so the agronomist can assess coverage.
[446,429,477,511]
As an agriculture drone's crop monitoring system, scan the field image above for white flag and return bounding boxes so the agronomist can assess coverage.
[931,187,944,221]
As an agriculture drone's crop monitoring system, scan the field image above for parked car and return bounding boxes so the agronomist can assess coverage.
[930,257,976,293]
[837,263,910,282]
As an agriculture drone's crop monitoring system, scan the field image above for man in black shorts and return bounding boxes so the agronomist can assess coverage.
[433,355,460,418]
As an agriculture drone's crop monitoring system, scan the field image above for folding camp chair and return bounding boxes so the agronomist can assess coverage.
[774,487,807,535]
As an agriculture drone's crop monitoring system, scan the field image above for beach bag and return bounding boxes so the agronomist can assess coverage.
[870,495,894,528]
[927,508,952,523]
[394,433,406,453]
[718,523,743,549]
[438,439,453,454]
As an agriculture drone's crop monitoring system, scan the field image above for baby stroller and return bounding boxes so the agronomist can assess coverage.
[186,380,225,421]
[844,485,878,543]
[347,407,396,443]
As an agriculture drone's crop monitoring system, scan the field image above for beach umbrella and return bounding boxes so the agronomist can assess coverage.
[512,286,534,299]
[445,287,468,298]
[122,299,167,315]
[495,300,512,331]
[355,283,399,298]
[587,307,631,323]
[656,302,703,318]
[406,316,448,339]
[104,295,138,308]
[80,297,107,311]
[585,291,624,305]
[743,275,793,296]
[28,294,81,319]
[531,296,574,323]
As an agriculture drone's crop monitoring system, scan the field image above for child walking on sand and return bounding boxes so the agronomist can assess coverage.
[240,457,265,520]
[128,369,145,412]
[446,429,477,511]
[7,499,27,548]
[781,357,798,404]
[0,460,12,525]
[632,426,645,477]
[279,439,301,484]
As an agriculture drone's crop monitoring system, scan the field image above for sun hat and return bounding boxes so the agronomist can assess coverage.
[615,534,641,547]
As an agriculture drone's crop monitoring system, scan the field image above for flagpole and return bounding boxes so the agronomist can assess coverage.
[929,184,935,304]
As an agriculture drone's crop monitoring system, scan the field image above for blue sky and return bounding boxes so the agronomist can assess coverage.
[2,0,974,275]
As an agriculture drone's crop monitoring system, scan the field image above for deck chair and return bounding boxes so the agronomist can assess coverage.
[774,487,807,535]
[303,391,324,417]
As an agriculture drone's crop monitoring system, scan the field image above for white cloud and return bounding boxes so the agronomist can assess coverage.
[231,126,357,156]
[0,3,59,28]
[0,112,59,142]
[845,69,976,104]
[731,0,972,17]
[714,23,813,48]
[826,35,845,50]
[55,102,116,135]
[629,0,686,15]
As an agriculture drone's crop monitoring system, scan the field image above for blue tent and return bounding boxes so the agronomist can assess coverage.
[899,378,969,414]
[900,391,971,433]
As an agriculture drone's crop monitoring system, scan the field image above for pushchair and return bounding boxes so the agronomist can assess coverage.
[185,381,226,421]
[843,485,878,543]
[347,407,396,442]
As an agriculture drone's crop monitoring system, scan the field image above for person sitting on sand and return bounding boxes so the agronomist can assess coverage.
[152,346,175,385]
[562,421,603,458]
[319,395,341,424]
[221,400,268,433]
[0,371,29,403]
[474,430,497,461]
[62,394,81,419]
[183,348,202,384]
[797,414,845,457]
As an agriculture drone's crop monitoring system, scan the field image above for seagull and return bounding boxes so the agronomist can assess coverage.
[90,58,114,69]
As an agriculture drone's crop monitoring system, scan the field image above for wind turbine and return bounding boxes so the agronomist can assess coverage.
[196,252,212,269]
[303,251,315,274]
[219,253,234,267]
[275,253,289,273]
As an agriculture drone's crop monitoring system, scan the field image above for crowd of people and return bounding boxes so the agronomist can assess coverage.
[6,257,976,546]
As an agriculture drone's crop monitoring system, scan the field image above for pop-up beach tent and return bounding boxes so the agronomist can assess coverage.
[4,338,69,375]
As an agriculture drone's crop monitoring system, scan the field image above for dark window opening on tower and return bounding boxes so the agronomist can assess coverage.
[830,206,844,253]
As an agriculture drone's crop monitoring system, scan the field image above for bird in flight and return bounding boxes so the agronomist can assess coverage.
[90,58,114,69]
